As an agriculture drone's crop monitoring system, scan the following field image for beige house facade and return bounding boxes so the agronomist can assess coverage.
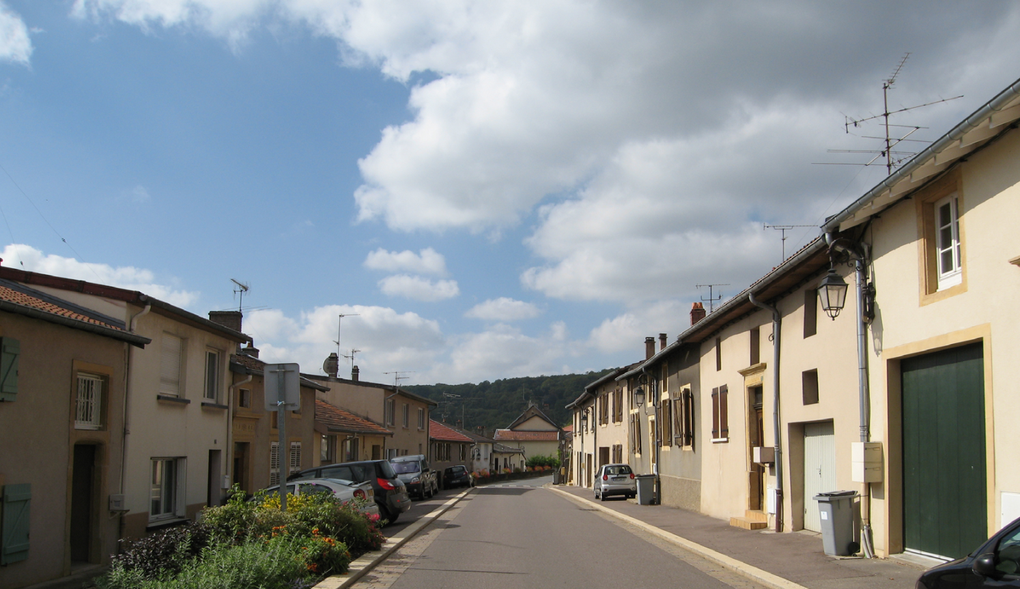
[0,280,148,589]
[494,404,564,466]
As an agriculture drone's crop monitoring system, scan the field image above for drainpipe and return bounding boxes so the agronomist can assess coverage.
[749,292,783,533]
[119,304,150,537]
[825,233,875,558]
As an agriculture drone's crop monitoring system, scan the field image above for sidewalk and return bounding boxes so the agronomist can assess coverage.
[549,484,929,589]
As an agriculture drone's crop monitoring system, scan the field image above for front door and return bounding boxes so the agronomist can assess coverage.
[70,444,95,563]
[749,386,765,511]
[902,343,986,560]
[803,421,835,532]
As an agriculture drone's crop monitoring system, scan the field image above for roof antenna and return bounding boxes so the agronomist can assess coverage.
[230,279,249,313]
[763,224,817,262]
[696,284,729,313]
[817,53,962,175]
[334,313,360,360]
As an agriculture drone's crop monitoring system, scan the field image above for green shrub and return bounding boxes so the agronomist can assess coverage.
[526,455,561,469]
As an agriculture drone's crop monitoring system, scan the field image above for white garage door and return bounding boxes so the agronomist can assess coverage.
[803,421,836,533]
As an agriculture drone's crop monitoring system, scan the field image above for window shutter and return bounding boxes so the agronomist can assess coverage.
[719,385,729,437]
[673,395,684,445]
[711,387,719,438]
[289,442,301,475]
[0,338,19,401]
[684,389,695,446]
[270,442,280,486]
[1,483,31,565]
[160,335,181,396]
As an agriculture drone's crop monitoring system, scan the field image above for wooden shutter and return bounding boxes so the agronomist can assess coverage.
[0,338,19,402]
[719,385,729,437]
[684,388,695,446]
[673,394,684,445]
[711,387,719,438]
[1,483,30,565]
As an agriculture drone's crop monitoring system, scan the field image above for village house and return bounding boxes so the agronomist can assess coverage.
[429,419,475,481]
[494,404,565,468]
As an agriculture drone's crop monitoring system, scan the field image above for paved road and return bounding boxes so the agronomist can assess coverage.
[355,478,766,589]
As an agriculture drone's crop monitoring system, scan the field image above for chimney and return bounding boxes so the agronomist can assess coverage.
[659,333,667,351]
[208,310,243,332]
[241,343,259,358]
[351,365,360,382]
[322,353,339,379]
[645,336,655,359]
[691,302,706,325]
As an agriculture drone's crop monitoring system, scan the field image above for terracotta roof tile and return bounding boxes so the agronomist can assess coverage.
[0,282,127,331]
[429,420,474,443]
[493,430,560,442]
[315,400,392,436]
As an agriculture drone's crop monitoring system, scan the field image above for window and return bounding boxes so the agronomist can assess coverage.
[0,337,19,402]
[417,407,425,429]
[204,349,220,402]
[715,337,722,371]
[402,403,409,428]
[289,442,301,477]
[75,373,104,430]
[238,388,251,408]
[160,334,183,397]
[612,444,623,463]
[802,369,819,405]
[631,414,642,455]
[343,437,359,462]
[804,289,817,338]
[672,386,695,448]
[321,435,335,463]
[599,393,609,425]
[750,327,760,366]
[935,194,962,289]
[459,444,466,461]
[150,458,183,520]
[613,388,623,423]
[387,448,397,460]
[385,398,395,426]
[660,398,672,447]
[270,442,281,486]
[711,385,729,442]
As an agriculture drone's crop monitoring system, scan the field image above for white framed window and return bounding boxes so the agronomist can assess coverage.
[160,334,183,397]
[417,407,425,429]
[75,373,104,430]
[150,458,184,520]
[402,403,409,428]
[935,194,962,290]
[204,349,220,402]
[385,398,395,426]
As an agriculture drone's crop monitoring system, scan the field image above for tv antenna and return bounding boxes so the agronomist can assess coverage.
[817,53,962,175]
[763,224,817,261]
[230,279,249,313]
[333,313,360,360]
[342,348,361,368]
[384,370,415,387]
[696,284,729,313]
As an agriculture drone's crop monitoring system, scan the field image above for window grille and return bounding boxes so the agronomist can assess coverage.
[75,374,103,430]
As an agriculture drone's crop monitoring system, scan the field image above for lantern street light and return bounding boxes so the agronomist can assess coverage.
[817,267,850,320]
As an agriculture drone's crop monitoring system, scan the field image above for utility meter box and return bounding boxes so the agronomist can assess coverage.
[851,442,883,483]
[753,446,775,464]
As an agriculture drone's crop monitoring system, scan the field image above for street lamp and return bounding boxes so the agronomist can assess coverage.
[817,267,849,320]
[633,386,645,407]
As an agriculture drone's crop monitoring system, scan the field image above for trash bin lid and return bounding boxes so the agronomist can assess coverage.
[636,474,656,479]
[813,490,857,501]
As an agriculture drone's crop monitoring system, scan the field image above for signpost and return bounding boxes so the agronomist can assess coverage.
[264,363,300,511]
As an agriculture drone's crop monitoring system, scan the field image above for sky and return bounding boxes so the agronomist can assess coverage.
[1,1,1019,386]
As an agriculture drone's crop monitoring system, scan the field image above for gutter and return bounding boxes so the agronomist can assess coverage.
[749,292,783,533]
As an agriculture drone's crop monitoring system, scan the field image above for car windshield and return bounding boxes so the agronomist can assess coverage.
[391,461,421,474]
[605,465,632,476]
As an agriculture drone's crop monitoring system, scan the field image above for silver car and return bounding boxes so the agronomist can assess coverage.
[262,477,380,517]
[594,464,637,501]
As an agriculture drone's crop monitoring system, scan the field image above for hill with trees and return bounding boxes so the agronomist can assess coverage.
[405,369,614,435]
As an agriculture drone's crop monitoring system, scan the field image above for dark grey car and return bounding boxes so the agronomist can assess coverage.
[916,516,1020,588]
[290,459,411,524]
[389,455,438,499]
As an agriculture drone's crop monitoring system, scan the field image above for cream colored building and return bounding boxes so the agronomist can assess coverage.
[494,404,564,467]
[0,268,247,540]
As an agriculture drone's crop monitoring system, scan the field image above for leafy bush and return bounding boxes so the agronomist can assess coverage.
[100,522,210,583]
[526,455,561,469]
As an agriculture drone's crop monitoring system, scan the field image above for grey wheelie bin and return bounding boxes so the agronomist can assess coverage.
[814,490,858,556]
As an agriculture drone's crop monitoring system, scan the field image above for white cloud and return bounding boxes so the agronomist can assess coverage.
[423,321,571,383]
[131,185,151,203]
[364,247,447,276]
[0,2,33,66]
[1,244,198,307]
[586,300,693,356]
[378,274,458,302]
[465,297,539,322]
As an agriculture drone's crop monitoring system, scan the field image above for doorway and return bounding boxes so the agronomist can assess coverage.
[803,421,835,532]
[748,385,765,511]
[70,444,96,563]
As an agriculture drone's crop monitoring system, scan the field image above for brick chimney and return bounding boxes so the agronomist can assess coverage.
[659,333,667,351]
[351,365,360,382]
[209,310,242,332]
[691,302,706,325]
[645,336,655,359]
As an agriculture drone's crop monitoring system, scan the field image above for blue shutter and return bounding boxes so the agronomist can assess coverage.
[2,483,31,565]
[0,338,19,401]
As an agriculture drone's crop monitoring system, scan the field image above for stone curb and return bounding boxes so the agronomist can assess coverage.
[313,489,473,589]
[547,485,808,589]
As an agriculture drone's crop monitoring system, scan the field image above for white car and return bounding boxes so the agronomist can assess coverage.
[262,477,380,517]
[593,464,637,501]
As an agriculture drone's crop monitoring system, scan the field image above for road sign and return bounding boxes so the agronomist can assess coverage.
[264,363,300,411]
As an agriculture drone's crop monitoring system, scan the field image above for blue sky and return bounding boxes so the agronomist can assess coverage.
[2,1,1019,385]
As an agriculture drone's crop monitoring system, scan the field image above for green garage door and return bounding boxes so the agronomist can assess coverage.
[902,342,985,559]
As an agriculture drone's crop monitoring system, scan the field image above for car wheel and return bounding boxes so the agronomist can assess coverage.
[594,488,600,500]
[600,489,606,501]
[386,507,400,525]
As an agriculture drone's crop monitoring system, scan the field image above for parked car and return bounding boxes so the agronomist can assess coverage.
[594,463,636,501]
[916,516,1020,588]
[442,465,474,489]
[258,478,379,518]
[390,454,439,499]
[290,460,411,524]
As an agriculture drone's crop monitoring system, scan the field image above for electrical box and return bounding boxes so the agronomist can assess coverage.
[753,446,775,464]
[852,442,883,483]
[109,494,126,512]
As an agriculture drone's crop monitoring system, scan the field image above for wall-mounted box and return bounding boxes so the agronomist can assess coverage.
[753,446,775,464]
[852,442,883,483]
[109,494,127,512]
